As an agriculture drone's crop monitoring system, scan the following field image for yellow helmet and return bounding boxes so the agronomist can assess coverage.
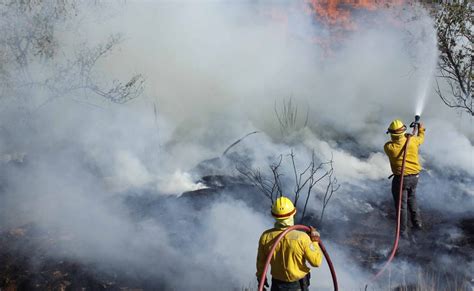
[271,196,296,220]
[387,119,406,135]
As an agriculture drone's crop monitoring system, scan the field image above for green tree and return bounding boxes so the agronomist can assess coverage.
[434,1,473,115]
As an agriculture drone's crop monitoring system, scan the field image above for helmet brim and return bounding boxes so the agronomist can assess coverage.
[272,208,296,220]
[387,125,406,135]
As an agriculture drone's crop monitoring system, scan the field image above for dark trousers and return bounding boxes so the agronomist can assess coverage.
[271,273,310,291]
[391,175,422,236]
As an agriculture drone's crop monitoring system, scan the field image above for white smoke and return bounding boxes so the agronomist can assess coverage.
[424,119,474,176]
[0,1,472,290]
[157,170,207,194]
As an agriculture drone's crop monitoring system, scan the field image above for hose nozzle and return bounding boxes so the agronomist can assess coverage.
[410,115,421,128]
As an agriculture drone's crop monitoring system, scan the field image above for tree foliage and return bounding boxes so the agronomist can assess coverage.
[0,1,144,111]
[434,1,473,115]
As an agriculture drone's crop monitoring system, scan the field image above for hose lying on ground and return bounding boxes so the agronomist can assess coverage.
[258,224,338,291]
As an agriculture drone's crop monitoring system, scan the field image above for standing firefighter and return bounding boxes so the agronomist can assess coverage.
[256,197,322,291]
[384,119,425,239]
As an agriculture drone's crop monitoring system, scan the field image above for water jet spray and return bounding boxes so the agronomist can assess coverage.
[414,84,430,117]
[410,11,438,118]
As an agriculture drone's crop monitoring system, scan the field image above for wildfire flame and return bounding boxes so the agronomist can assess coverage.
[264,0,407,54]
[306,0,405,29]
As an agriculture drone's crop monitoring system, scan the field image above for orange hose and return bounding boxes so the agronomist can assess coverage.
[258,225,338,291]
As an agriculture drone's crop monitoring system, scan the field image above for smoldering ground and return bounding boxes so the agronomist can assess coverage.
[0,1,472,290]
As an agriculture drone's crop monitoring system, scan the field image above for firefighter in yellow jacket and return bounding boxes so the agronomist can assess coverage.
[384,119,425,238]
[256,197,322,291]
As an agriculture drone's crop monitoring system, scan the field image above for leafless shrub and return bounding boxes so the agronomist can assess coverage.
[274,98,309,137]
[238,155,283,204]
[237,150,339,224]
[318,158,339,225]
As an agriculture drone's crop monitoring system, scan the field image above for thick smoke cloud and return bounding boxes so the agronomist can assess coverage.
[0,1,472,290]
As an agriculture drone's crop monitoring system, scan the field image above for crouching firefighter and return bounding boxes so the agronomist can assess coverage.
[256,196,322,291]
[384,119,425,239]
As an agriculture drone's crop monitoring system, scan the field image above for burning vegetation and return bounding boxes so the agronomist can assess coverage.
[307,0,405,29]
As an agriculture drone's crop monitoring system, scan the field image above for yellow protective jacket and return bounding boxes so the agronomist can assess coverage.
[384,127,425,175]
[256,226,323,282]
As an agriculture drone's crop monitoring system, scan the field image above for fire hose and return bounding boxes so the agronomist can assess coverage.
[370,117,420,282]
[370,135,411,281]
[258,117,420,290]
[258,225,338,291]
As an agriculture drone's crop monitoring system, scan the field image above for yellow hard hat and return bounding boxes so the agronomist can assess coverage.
[271,196,296,220]
[387,119,406,135]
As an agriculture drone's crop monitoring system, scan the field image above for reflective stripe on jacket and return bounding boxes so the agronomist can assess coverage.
[256,227,323,283]
[384,128,425,175]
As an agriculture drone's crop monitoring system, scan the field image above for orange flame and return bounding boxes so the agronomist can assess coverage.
[306,0,405,30]
[264,0,407,55]
[301,0,406,55]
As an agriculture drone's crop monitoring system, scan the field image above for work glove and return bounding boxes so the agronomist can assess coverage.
[257,277,269,291]
[309,226,320,242]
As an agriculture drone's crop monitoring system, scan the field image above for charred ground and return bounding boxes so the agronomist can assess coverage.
[1,156,473,290]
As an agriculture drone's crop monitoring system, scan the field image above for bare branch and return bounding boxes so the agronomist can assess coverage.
[222,131,260,156]
[274,97,310,137]
[240,149,339,225]
[0,5,146,110]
